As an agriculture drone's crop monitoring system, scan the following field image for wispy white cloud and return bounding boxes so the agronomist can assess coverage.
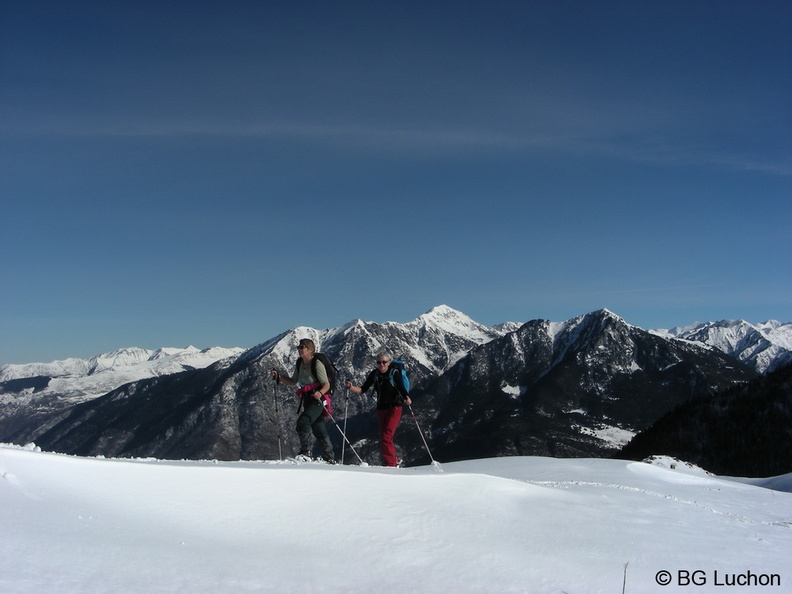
[6,110,789,178]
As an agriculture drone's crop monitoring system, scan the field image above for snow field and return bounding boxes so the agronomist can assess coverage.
[1,445,790,593]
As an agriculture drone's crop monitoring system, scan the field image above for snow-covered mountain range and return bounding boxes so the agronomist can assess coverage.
[237,304,514,384]
[0,346,244,441]
[3,306,788,389]
[653,319,792,373]
[3,305,789,473]
[0,345,245,391]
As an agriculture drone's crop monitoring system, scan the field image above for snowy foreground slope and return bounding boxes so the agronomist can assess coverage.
[1,445,790,594]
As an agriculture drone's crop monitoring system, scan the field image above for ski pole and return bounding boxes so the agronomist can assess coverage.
[341,383,350,464]
[273,375,283,460]
[407,403,437,465]
[321,400,365,465]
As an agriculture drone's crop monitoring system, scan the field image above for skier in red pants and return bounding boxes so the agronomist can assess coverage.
[345,353,411,467]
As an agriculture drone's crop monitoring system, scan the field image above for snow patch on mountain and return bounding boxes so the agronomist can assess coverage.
[576,423,636,449]
[501,382,520,399]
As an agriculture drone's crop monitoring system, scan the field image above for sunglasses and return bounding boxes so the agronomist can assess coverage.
[377,360,391,365]
[297,345,309,350]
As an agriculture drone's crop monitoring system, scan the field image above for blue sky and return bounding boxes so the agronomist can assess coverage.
[1,0,790,364]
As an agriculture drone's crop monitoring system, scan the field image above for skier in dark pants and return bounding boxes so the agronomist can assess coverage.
[345,353,411,467]
[270,339,335,463]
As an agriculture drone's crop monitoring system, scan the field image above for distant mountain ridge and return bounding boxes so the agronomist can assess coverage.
[652,319,792,373]
[0,345,246,383]
[1,306,789,470]
[0,346,245,441]
[4,307,788,382]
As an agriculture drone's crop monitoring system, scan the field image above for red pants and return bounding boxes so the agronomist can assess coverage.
[376,407,403,467]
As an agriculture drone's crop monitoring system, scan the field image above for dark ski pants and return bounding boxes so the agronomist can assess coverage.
[377,406,403,467]
[296,400,334,461]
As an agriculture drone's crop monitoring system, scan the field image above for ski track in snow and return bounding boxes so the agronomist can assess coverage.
[524,479,786,528]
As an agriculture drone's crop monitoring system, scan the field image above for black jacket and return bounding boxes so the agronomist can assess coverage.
[360,367,409,410]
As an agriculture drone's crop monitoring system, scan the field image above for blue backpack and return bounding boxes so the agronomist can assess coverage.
[387,360,410,396]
